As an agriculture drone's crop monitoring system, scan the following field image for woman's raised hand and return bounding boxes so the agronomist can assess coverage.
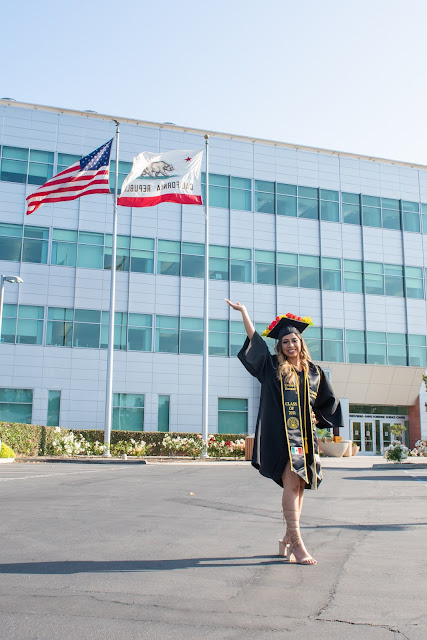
[225,299,246,313]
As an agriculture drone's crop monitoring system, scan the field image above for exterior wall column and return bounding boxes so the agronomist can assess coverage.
[408,398,421,448]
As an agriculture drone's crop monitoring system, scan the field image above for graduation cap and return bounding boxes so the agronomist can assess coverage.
[261,313,314,340]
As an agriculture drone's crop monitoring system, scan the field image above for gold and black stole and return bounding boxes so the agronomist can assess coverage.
[280,365,322,489]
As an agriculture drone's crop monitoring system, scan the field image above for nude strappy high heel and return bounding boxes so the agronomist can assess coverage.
[278,538,290,557]
[282,510,317,565]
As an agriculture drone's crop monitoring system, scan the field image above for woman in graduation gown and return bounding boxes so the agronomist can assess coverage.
[226,300,343,565]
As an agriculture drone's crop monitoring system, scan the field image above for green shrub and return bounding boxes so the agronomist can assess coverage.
[0,443,16,458]
[0,421,248,457]
[0,422,58,456]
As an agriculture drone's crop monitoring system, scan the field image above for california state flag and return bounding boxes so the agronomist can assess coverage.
[117,149,204,207]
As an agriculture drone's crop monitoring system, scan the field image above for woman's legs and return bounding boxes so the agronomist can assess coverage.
[281,462,316,564]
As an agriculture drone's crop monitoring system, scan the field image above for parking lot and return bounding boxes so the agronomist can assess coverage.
[0,459,426,640]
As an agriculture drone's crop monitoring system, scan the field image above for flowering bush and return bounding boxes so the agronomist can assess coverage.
[207,435,245,457]
[51,429,149,457]
[384,440,409,462]
[410,439,427,457]
[161,434,203,457]
[110,439,148,456]
[52,429,91,456]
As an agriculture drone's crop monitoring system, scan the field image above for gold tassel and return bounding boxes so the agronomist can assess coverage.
[304,437,308,453]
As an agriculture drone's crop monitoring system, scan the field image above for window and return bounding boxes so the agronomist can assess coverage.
[381,198,400,230]
[51,229,77,267]
[158,395,170,432]
[362,195,381,228]
[209,245,229,280]
[209,319,228,356]
[364,262,384,295]
[16,305,44,345]
[342,192,360,225]
[73,309,101,348]
[255,180,275,214]
[1,304,44,345]
[110,160,132,194]
[277,183,297,216]
[105,234,130,272]
[408,334,427,367]
[384,264,404,297]
[218,398,248,434]
[422,203,427,234]
[402,200,420,232]
[231,177,251,211]
[0,304,17,343]
[387,333,407,366]
[101,312,127,350]
[157,239,180,276]
[321,257,341,291]
[0,146,54,185]
[298,186,318,219]
[304,326,321,361]
[47,390,61,426]
[367,331,387,364]
[277,252,298,287]
[0,223,22,262]
[22,226,49,264]
[344,260,363,293]
[0,388,33,423]
[57,153,80,174]
[46,308,73,347]
[346,330,365,363]
[113,393,144,431]
[181,242,204,278]
[128,314,152,351]
[77,231,104,269]
[299,254,320,289]
[255,250,275,285]
[180,317,203,354]
[28,150,54,185]
[155,315,179,353]
[230,321,246,356]
[207,173,229,208]
[230,247,251,282]
[405,266,424,299]
[130,237,155,273]
[320,189,339,222]
[323,328,343,362]
[0,146,28,183]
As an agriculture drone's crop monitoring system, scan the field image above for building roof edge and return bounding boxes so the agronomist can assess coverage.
[1,99,426,171]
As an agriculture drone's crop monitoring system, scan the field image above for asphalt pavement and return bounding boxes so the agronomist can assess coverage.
[0,458,426,640]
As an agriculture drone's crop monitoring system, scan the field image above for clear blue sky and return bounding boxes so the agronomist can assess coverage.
[3,0,427,164]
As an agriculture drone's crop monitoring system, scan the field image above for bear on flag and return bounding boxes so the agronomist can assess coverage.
[117,149,204,208]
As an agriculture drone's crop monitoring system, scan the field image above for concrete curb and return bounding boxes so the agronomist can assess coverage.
[372,462,427,470]
[17,457,147,465]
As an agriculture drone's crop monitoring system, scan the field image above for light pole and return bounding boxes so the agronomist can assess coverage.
[0,275,24,341]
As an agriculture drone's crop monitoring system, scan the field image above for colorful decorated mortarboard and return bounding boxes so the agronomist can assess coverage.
[261,313,314,340]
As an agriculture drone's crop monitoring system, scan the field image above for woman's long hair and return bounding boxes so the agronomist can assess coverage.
[274,332,312,383]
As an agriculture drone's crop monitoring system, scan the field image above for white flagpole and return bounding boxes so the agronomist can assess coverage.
[201,134,210,457]
[104,121,120,456]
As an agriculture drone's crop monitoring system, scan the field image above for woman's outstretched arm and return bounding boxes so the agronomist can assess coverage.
[225,299,255,339]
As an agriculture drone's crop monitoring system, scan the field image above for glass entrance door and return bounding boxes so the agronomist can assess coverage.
[350,417,407,455]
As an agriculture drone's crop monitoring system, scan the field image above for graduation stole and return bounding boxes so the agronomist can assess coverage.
[280,365,322,489]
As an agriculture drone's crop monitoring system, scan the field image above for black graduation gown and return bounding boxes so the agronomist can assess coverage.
[238,331,343,488]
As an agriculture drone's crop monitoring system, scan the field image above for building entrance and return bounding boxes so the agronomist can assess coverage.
[350,415,407,455]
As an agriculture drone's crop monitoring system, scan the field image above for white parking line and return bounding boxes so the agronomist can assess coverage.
[403,470,427,484]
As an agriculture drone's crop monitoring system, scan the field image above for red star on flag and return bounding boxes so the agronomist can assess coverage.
[185,156,191,162]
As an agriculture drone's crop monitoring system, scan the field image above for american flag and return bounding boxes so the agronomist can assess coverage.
[26,139,113,215]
